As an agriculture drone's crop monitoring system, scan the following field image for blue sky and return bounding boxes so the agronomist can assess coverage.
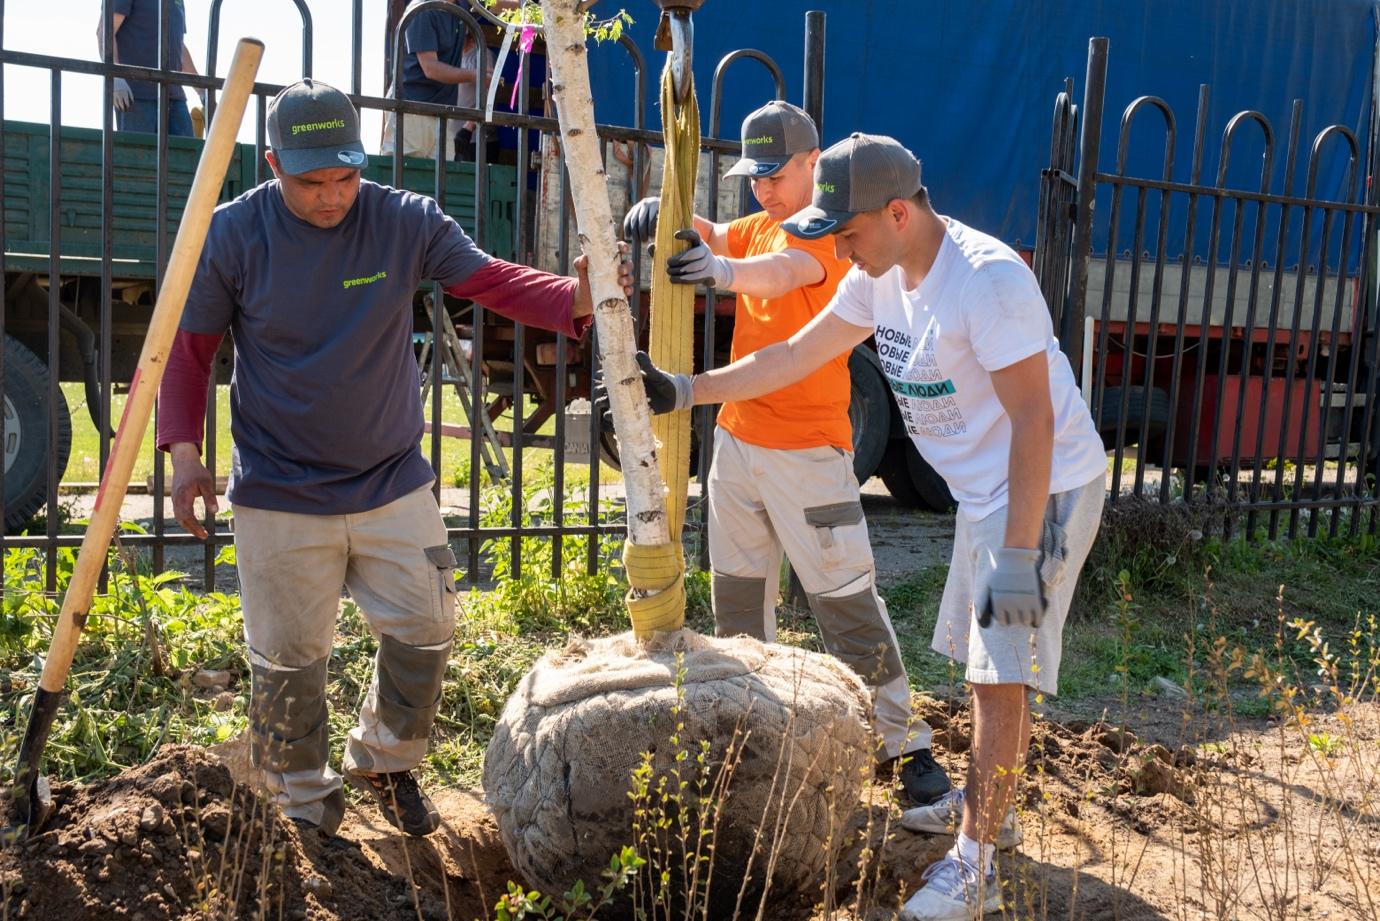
[5,2,396,142]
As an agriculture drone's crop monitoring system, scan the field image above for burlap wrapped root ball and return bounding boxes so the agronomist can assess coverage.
[483,628,874,908]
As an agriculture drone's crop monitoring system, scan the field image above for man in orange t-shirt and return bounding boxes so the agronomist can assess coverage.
[622,101,949,805]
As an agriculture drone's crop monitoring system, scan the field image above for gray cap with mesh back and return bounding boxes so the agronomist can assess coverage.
[724,100,820,178]
[782,133,922,239]
[266,79,369,176]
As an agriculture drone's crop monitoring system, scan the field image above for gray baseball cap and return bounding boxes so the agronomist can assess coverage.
[783,133,922,239]
[725,100,820,178]
[266,79,368,176]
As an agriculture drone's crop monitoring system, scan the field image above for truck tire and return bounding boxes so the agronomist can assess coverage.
[847,346,890,483]
[879,438,955,512]
[597,424,703,476]
[1096,385,1171,450]
[877,440,923,507]
[4,336,72,532]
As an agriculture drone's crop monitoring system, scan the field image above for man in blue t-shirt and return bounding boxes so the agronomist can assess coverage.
[383,0,483,159]
[96,0,203,137]
[156,80,632,839]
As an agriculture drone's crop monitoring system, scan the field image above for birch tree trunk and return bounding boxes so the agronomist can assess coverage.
[539,0,670,548]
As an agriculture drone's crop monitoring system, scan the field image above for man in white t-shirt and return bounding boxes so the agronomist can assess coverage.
[627,133,1107,921]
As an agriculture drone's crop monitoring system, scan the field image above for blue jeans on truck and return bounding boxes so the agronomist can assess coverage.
[117,97,194,137]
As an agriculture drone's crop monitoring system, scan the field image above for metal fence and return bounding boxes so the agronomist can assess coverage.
[0,0,825,590]
[1042,38,1380,539]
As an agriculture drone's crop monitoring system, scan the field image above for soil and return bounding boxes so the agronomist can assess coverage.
[3,692,1374,921]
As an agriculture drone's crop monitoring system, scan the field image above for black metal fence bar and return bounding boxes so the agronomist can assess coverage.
[1158,85,1209,503]
[1052,39,1380,539]
[696,47,787,564]
[45,69,61,591]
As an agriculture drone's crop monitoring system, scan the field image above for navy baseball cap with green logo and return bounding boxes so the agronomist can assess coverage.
[725,100,820,178]
[267,79,368,175]
[783,133,922,239]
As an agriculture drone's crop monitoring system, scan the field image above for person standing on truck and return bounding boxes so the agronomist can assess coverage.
[620,102,951,807]
[96,0,203,137]
[626,133,1107,921]
[156,79,633,839]
[384,0,485,160]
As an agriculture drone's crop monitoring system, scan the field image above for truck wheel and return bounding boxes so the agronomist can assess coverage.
[847,346,890,483]
[878,440,923,507]
[1097,385,1171,450]
[597,426,702,476]
[4,336,72,532]
[905,441,956,512]
[880,437,954,512]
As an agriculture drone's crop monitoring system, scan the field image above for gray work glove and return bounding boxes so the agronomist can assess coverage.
[979,547,1047,628]
[666,229,735,289]
[623,196,660,243]
[113,77,134,111]
[594,350,693,425]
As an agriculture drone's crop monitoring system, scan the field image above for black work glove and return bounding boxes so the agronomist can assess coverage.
[592,350,694,431]
[978,548,1047,628]
[665,229,735,288]
[622,196,660,244]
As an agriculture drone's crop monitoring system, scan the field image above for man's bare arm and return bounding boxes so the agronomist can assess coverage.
[692,214,731,253]
[692,310,872,405]
[415,50,478,85]
[722,248,825,299]
[989,352,1054,550]
[96,12,128,61]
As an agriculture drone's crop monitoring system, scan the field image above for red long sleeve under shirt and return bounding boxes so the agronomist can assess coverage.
[156,258,590,453]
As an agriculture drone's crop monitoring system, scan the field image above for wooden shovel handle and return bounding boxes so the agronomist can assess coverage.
[36,38,264,694]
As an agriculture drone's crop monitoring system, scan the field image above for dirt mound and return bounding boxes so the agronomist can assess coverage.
[0,746,515,921]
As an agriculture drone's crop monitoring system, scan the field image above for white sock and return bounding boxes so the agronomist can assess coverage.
[951,832,995,876]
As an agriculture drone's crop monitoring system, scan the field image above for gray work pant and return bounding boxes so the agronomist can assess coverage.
[707,428,928,759]
[233,485,457,828]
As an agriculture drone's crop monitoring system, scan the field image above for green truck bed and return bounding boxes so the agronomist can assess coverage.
[1,119,517,279]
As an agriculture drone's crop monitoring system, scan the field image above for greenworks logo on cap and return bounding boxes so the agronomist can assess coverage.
[816,181,836,193]
[743,135,775,146]
[292,118,347,136]
[343,270,387,290]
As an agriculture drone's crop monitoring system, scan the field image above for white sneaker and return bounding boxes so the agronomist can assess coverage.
[900,854,1004,920]
[900,787,1023,851]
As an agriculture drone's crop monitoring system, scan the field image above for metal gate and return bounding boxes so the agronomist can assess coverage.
[1040,38,1380,539]
[0,0,826,590]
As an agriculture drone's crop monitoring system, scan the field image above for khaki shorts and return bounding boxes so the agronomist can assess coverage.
[931,476,1104,695]
[380,111,444,159]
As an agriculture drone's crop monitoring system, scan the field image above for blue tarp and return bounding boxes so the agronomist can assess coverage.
[585,1,1377,262]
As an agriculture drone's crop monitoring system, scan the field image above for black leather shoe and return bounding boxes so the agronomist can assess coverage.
[896,748,952,805]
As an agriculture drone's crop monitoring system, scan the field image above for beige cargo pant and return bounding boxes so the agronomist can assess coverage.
[232,485,458,831]
[707,428,929,759]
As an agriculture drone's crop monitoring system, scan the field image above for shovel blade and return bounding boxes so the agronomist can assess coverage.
[5,686,66,843]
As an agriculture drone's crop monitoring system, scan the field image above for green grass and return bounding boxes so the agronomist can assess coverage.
[6,468,1377,793]
[871,500,1380,703]
[61,381,620,489]
[1058,500,1380,700]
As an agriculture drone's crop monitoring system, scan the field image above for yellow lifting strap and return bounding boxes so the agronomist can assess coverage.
[649,59,700,543]
[623,59,699,639]
[623,540,685,638]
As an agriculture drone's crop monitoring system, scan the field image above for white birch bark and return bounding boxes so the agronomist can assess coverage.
[539,0,671,547]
